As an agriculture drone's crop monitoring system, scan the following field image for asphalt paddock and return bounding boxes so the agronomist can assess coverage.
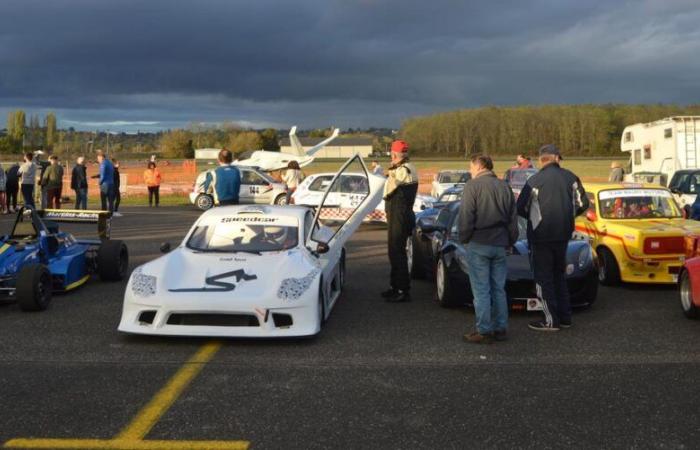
[0,207,699,449]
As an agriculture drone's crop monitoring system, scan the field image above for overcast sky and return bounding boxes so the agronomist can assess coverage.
[1,0,699,132]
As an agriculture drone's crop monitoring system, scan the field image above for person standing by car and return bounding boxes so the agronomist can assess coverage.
[283,160,302,204]
[5,162,19,213]
[381,140,419,303]
[371,160,384,176]
[608,161,624,183]
[41,155,64,209]
[0,162,6,214]
[459,155,518,344]
[516,144,589,332]
[143,162,162,207]
[203,149,241,206]
[71,156,88,209]
[18,152,37,209]
[92,150,115,213]
[113,159,122,215]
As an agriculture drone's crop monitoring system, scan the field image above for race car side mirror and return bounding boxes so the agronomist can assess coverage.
[316,242,330,254]
[160,242,172,253]
[586,210,597,222]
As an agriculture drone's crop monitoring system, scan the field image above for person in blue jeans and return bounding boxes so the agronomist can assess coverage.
[458,155,518,344]
[92,151,115,213]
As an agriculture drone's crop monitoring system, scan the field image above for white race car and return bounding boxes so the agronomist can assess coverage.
[293,172,435,222]
[430,170,471,198]
[119,156,384,338]
[189,165,288,210]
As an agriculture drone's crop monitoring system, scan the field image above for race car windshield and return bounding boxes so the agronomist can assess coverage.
[186,219,299,253]
[598,189,682,219]
[438,172,469,184]
[509,170,537,186]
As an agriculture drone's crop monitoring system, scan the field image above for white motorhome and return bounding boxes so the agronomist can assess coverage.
[621,116,700,185]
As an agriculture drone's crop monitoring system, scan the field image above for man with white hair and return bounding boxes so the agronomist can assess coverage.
[71,156,88,209]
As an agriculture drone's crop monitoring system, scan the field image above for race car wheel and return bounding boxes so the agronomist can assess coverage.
[274,194,288,206]
[195,194,214,211]
[97,240,129,281]
[407,235,425,279]
[17,264,52,311]
[679,270,699,319]
[436,257,462,308]
[338,250,346,290]
[597,247,620,286]
[318,280,327,326]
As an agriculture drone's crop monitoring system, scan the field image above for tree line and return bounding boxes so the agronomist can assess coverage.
[399,104,700,157]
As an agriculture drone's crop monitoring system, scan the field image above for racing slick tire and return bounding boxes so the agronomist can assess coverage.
[17,264,52,311]
[274,194,288,206]
[407,235,427,279]
[195,194,214,211]
[679,270,699,319]
[436,257,464,308]
[597,247,620,286]
[338,250,346,290]
[97,240,129,281]
[318,279,327,327]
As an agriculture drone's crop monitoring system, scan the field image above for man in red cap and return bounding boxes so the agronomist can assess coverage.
[381,140,419,302]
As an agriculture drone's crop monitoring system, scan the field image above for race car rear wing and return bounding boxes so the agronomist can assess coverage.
[38,209,112,240]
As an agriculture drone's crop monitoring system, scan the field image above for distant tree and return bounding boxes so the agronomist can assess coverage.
[28,114,41,148]
[158,129,194,158]
[11,110,26,146]
[45,112,57,151]
[227,131,263,155]
[260,128,280,151]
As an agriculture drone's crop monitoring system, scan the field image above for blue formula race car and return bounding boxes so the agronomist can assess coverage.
[0,208,128,311]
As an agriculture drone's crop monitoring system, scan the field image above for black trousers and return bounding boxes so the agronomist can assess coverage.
[6,184,18,210]
[114,189,121,212]
[148,186,159,206]
[21,184,35,209]
[388,220,411,291]
[531,241,571,326]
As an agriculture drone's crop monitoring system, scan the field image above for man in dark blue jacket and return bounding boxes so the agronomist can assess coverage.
[92,151,115,213]
[516,145,589,332]
[204,149,241,206]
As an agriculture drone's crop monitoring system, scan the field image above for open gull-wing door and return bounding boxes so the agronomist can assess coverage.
[307,155,385,251]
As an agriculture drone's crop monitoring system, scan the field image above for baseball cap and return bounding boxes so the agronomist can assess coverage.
[538,144,562,160]
[391,140,409,153]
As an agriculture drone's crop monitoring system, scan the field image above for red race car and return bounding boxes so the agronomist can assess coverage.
[678,237,700,319]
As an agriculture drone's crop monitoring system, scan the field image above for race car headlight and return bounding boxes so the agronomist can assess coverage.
[131,267,157,298]
[578,246,592,270]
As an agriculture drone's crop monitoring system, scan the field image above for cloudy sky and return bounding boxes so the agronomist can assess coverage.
[1,0,699,132]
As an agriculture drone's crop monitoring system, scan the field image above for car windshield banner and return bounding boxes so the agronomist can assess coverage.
[599,189,672,200]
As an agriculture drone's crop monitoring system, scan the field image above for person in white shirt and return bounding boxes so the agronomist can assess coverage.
[283,160,303,204]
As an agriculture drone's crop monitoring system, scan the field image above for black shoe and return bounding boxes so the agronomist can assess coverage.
[493,330,508,341]
[380,288,397,299]
[528,320,560,332]
[560,321,572,329]
[385,290,411,302]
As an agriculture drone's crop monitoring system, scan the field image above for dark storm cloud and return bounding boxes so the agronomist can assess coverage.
[1,0,699,130]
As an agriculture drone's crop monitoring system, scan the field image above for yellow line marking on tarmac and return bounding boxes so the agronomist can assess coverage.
[3,341,250,450]
[116,341,222,441]
[2,439,248,449]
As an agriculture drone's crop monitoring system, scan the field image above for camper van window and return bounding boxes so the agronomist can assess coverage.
[624,132,633,142]
[633,149,641,166]
[664,128,673,139]
[644,148,651,160]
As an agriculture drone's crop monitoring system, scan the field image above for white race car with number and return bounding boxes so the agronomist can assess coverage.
[293,172,435,222]
[189,165,288,210]
[119,156,384,338]
[430,170,471,198]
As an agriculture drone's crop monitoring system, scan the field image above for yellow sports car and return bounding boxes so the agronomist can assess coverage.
[576,183,700,285]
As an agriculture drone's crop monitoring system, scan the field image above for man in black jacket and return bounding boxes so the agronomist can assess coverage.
[516,144,589,331]
[381,140,419,302]
[71,157,88,209]
[5,162,20,213]
[459,155,518,343]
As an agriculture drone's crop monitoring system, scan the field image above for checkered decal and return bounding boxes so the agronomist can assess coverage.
[319,207,387,223]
